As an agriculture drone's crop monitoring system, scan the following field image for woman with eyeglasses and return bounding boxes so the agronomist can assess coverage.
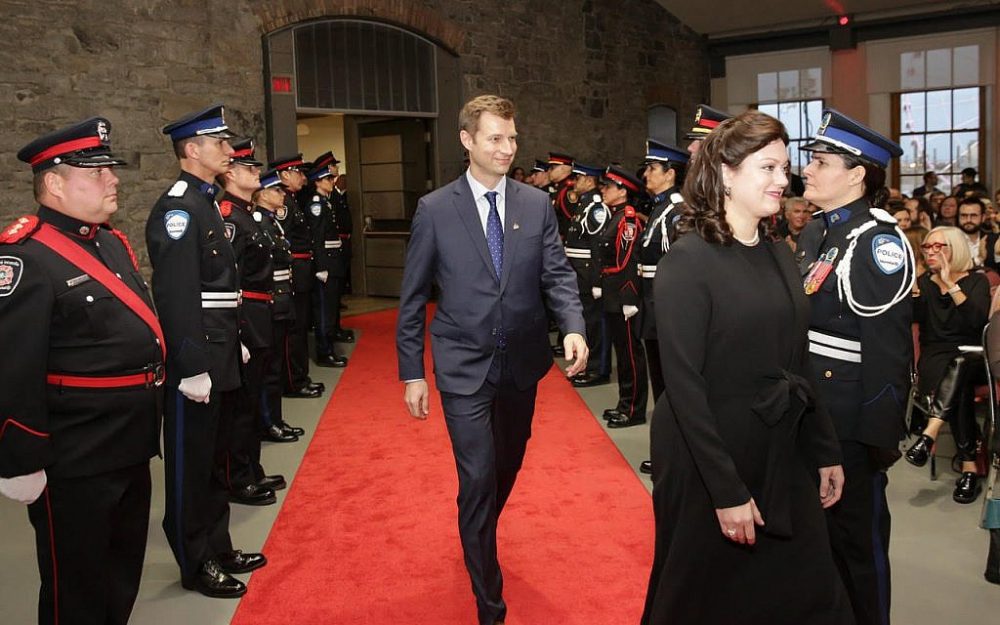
[905,226,990,503]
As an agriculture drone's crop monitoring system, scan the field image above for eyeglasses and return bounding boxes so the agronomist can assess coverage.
[920,242,950,253]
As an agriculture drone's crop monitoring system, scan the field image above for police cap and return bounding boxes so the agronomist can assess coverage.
[18,117,127,172]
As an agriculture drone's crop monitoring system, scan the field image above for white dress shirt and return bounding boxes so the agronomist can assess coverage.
[465,169,506,236]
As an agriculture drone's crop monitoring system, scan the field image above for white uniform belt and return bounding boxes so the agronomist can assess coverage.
[324,240,342,249]
[808,330,861,363]
[638,264,657,278]
[273,269,291,281]
[564,247,591,259]
[201,291,240,309]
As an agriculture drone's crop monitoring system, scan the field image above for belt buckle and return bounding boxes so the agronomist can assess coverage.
[148,363,166,388]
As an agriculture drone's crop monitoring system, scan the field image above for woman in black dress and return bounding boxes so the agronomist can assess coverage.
[641,110,853,625]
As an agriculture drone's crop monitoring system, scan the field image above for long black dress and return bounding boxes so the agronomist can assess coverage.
[641,233,854,625]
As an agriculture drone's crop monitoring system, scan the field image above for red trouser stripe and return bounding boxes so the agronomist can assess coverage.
[45,488,59,625]
[625,316,638,417]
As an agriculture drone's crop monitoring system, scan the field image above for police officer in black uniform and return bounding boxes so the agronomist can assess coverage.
[145,105,266,598]
[304,160,350,367]
[595,166,649,428]
[548,152,576,239]
[329,157,357,337]
[0,118,162,625]
[564,162,612,388]
[797,110,914,625]
[528,158,550,189]
[270,154,327,395]
[685,103,732,156]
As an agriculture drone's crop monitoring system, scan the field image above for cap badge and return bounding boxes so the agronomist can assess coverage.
[97,120,109,142]
[818,113,831,134]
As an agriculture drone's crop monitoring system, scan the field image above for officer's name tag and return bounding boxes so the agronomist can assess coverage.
[66,274,91,288]
[164,210,190,240]
[871,234,905,275]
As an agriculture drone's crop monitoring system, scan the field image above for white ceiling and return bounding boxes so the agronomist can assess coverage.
[655,0,988,38]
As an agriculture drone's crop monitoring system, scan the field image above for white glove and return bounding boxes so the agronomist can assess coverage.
[316,270,329,283]
[240,342,250,364]
[0,470,47,504]
[623,305,639,320]
[178,372,212,404]
[592,287,603,299]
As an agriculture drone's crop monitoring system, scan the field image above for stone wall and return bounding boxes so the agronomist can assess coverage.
[0,0,708,270]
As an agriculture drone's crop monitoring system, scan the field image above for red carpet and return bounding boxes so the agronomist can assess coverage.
[231,309,654,625]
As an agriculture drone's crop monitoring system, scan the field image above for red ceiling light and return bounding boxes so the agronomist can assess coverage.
[838,15,850,26]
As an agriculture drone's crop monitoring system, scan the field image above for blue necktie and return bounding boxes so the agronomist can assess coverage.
[485,191,506,348]
[485,191,503,278]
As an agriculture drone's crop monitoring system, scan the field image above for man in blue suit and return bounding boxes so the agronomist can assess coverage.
[397,95,588,625]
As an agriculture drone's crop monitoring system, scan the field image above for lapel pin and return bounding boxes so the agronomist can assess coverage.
[512,223,520,230]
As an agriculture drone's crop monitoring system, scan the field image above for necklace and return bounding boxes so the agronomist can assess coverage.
[733,230,760,246]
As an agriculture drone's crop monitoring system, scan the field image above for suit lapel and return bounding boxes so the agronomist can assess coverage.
[499,183,522,293]
[453,176,498,282]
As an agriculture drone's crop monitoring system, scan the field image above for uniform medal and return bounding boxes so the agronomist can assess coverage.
[803,247,838,295]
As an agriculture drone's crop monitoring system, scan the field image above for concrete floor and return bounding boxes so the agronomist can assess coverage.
[1,302,997,623]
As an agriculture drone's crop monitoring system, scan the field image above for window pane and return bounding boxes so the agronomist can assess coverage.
[757,72,777,102]
[925,133,950,173]
[802,68,822,98]
[900,92,925,133]
[900,176,922,196]
[926,90,952,132]
[954,45,979,86]
[900,134,925,175]
[780,102,801,138]
[778,70,799,100]
[758,103,778,117]
[953,87,979,130]
[926,48,952,88]
[953,131,979,171]
[901,51,925,90]
[804,100,823,138]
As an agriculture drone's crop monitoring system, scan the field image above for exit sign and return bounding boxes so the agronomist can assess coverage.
[272,76,293,94]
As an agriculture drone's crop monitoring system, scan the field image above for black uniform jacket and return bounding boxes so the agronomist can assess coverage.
[306,191,348,278]
[796,198,913,448]
[596,202,643,312]
[563,189,610,289]
[279,193,315,294]
[0,207,161,479]
[638,187,685,339]
[220,194,273,350]
[256,206,295,322]
[146,171,241,391]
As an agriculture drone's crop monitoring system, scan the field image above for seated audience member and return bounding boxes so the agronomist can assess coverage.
[929,190,946,214]
[936,195,958,226]
[891,205,912,229]
[913,170,942,198]
[906,196,934,230]
[954,167,989,199]
[777,195,811,249]
[905,226,991,504]
[957,196,986,267]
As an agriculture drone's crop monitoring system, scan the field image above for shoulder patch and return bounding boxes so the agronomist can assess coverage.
[871,233,906,275]
[869,207,897,224]
[167,180,188,198]
[164,210,190,240]
[253,211,263,223]
[219,200,234,218]
[224,223,236,242]
[669,192,685,205]
[0,256,24,297]
[0,216,40,245]
[594,207,608,224]
[310,202,322,217]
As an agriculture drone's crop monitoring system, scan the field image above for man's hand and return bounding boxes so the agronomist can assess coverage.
[0,470,47,504]
[592,287,602,300]
[316,270,329,283]
[240,342,250,364]
[179,372,212,404]
[622,305,639,320]
[818,465,845,509]
[404,380,430,419]
[563,333,589,378]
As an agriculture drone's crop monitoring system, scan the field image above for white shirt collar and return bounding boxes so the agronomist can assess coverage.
[465,169,506,201]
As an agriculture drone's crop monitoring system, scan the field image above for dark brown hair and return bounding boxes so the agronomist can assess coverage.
[678,110,789,245]
[840,154,888,208]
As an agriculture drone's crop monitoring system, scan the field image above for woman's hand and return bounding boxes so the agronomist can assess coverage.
[818,465,845,508]
[716,498,765,546]
[939,251,954,288]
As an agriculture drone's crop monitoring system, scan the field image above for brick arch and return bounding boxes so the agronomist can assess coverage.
[253,0,465,55]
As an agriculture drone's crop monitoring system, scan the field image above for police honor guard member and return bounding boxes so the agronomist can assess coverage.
[314,150,355,343]
[304,158,350,367]
[270,154,327,396]
[797,109,914,625]
[596,166,649,428]
[0,119,162,625]
[547,152,576,238]
[685,103,731,155]
[145,104,266,598]
[564,162,613,388]
[528,158,550,189]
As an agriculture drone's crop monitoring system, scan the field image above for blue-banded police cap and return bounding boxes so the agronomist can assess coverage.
[162,104,235,142]
[229,137,263,167]
[572,162,604,178]
[644,139,690,165]
[259,168,286,190]
[18,117,127,172]
[800,109,903,168]
[306,160,334,182]
[531,159,549,173]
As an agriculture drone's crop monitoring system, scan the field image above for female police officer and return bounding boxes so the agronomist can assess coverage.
[797,109,915,625]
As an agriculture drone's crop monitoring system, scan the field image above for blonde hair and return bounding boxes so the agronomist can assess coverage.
[925,225,974,272]
[459,95,515,135]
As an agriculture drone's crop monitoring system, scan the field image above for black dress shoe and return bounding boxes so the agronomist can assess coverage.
[602,408,619,421]
[258,474,286,491]
[571,373,611,388]
[262,424,298,443]
[307,381,325,393]
[607,412,646,429]
[217,549,267,574]
[953,472,982,504]
[639,460,652,474]
[904,434,934,467]
[333,329,355,343]
[315,354,348,368]
[280,421,305,437]
[283,386,322,399]
[229,483,276,506]
[182,559,246,598]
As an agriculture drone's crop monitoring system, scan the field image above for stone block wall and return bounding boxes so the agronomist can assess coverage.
[0,0,708,270]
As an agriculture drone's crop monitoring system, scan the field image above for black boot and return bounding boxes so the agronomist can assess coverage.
[953,472,982,504]
[905,434,934,467]
[639,460,652,475]
[182,559,246,598]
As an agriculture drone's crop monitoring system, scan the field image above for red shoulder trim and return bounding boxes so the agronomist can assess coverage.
[219,200,234,218]
[108,227,140,271]
[0,216,40,244]
[624,205,636,218]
